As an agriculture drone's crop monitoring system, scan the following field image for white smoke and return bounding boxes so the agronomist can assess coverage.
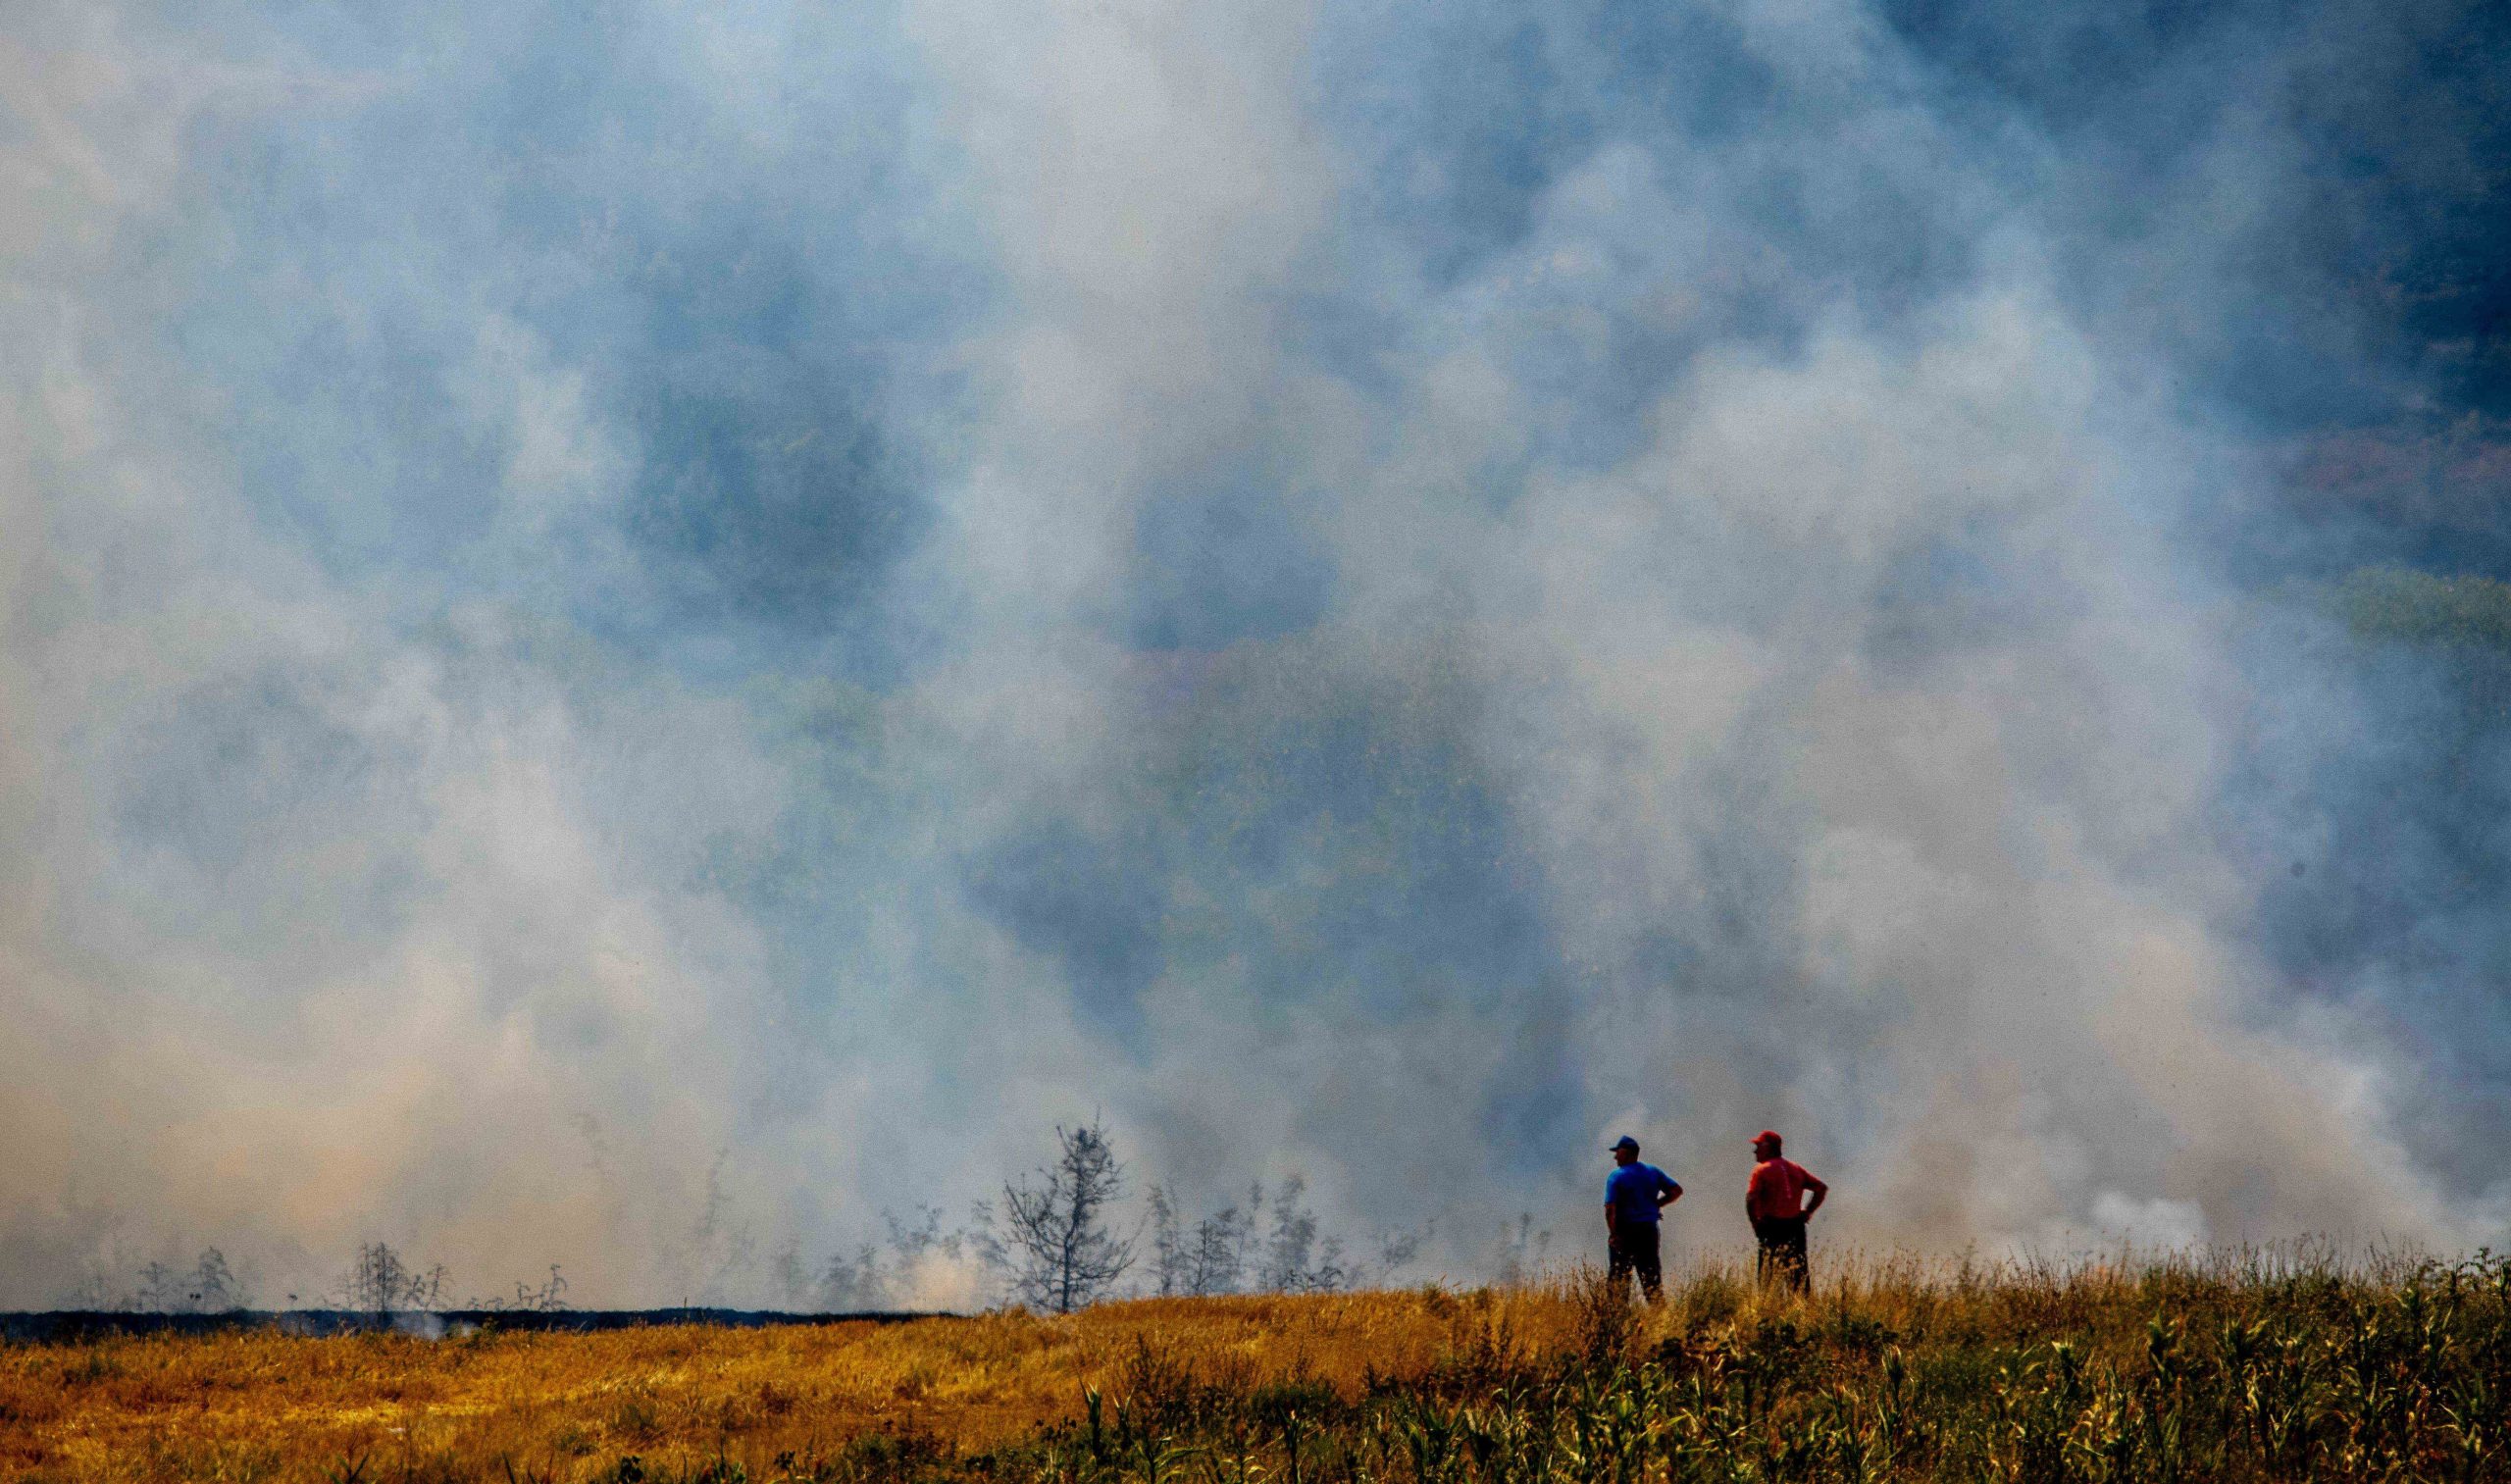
[2,0,2504,1306]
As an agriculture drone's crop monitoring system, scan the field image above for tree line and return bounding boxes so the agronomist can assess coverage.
[60,1118,1436,1316]
[776,1117,1423,1313]
[66,1242,566,1320]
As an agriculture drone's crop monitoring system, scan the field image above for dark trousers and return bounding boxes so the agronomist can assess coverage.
[1608,1221,1663,1302]
[1754,1216,1809,1292]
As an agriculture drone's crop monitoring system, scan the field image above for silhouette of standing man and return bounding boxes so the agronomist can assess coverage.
[1604,1135,1682,1302]
[1746,1130,1826,1293]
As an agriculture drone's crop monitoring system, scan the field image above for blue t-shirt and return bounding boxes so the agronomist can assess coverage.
[1605,1162,1681,1224]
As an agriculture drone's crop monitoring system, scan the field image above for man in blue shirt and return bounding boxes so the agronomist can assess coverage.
[1604,1135,1682,1301]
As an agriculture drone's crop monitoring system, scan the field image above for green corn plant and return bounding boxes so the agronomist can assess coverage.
[1277,1408,1307,1484]
[1085,1386,1111,1468]
[1857,1346,1913,1483]
[2138,1313,2189,1484]
[2072,1362,2137,1484]
[2247,1329,2319,1475]
[1127,1426,1200,1484]
[1389,1398,1458,1484]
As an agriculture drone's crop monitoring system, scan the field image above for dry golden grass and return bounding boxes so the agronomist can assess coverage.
[0,1287,1582,1481]
[8,1247,2500,1482]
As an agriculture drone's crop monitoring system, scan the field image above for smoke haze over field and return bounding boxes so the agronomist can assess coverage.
[5,0,2511,1305]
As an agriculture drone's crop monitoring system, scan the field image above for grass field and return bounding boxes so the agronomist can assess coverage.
[5,1249,2508,1482]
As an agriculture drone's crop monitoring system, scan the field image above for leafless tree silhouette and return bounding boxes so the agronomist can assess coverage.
[1257,1176,1348,1294]
[341,1242,445,1322]
[995,1118,1135,1312]
[1149,1182,1260,1297]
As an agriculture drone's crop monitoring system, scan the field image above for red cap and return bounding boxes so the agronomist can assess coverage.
[1751,1130,1783,1150]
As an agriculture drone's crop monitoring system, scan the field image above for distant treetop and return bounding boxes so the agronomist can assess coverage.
[2330,566,2511,652]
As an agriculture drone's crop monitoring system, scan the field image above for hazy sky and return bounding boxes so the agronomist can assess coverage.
[5,0,2509,1306]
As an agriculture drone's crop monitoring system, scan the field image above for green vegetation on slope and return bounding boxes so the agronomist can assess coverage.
[2330,565,2511,651]
[999,1254,2511,1484]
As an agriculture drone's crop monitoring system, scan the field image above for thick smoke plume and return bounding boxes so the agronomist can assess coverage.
[4,0,2508,1305]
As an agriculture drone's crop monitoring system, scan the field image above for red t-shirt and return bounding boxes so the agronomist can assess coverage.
[1746,1157,1826,1222]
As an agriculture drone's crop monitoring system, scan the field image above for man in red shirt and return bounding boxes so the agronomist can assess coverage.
[1745,1130,1826,1293]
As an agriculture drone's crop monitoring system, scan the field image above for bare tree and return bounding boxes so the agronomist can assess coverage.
[775,1203,983,1312]
[819,1243,889,1308]
[115,1255,249,1315]
[1187,1202,1257,1296]
[1258,1176,1349,1294]
[1146,1182,1262,1297]
[885,1203,966,1269]
[997,1118,1135,1312]
[341,1242,446,1322]
[669,1150,756,1305]
[190,1248,249,1312]
[1375,1220,1428,1278]
[472,1264,569,1313]
[135,1260,184,1313]
[1147,1184,1187,1296]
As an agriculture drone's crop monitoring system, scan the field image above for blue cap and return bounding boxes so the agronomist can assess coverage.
[1609,1135,1640,1151]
